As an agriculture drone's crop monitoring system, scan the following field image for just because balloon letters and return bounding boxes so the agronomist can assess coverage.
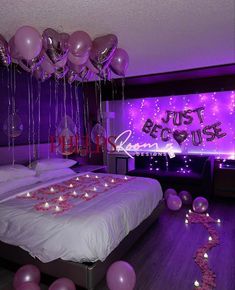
[142,107,227,146]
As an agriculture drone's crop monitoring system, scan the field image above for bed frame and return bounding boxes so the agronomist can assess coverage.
[0,200,164,289]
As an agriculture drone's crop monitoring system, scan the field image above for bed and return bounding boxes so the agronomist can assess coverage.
[0,145,164,289]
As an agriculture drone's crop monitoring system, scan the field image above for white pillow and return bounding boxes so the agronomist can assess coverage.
[0,164,36,183]
[36,168,75,182]
[30,158,77,173]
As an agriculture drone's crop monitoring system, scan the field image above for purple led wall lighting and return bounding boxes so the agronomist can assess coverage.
[106,91,235,159]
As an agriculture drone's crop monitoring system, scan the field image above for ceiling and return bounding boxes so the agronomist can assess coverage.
[0,0,234,77]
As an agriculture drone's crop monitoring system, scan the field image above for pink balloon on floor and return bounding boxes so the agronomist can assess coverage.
[179,190,192,205]
[167,195,182,211]
[164,188,177,200]
[14,26,42,60]
[106,261,136,290]
[193,197,209,213]
[13,265,40,289]
[49,278,76,290]
[16,282,41,290]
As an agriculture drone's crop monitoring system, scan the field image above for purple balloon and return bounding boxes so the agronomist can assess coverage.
[49,278,76,290]
[179,190,192,205]
[167,195,182,211]
[193,197,209,213]
[16,282,40,290]
[106,261,136,290]
[13,265,40,289]
[164,188,177,200]
[68,31,92,57]
[90,34,118,68]
[14,26,42,60]
[110,48,129,76]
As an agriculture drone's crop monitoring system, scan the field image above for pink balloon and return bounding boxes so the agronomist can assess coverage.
[68,31,92,57]
[106,261,136,290]
[193,197,209,213]
[41,54,56,74]
[13,265,40,289]
[55,55,68,68]
[49,278,76,290]
[9,36,21,60]
[179,190,192,205]
[68,51,88,65]
[167,195,182,211]
[14,26,42,60]
[110,48,129,76]
[16,282,40,290]
[164,188,177,200]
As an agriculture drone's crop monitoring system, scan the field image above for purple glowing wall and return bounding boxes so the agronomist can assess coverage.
[106,91,235,158]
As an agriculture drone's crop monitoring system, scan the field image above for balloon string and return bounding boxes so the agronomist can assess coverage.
[81,82,87,137]
[37,81,41,158]
[98,75,103,123]
[30,75,35,160]
[48,80,52,158]
[55,79,58,127]
[7,67,11,150]
[70,84,74,121]
[63,76,67,128]
[27,78,31,166]
[74,84,81,146]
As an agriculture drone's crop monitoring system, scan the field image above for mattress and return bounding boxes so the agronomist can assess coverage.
[0,172,163,263]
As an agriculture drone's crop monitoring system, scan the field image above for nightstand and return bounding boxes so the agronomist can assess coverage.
[214,160,235,197]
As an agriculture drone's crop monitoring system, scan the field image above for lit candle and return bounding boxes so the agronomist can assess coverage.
[72,191,77,196]
[55,206,60,212]
[185,219,189,224]
[204,253,208,259]
[111,179,115,183]
[26,192,31,197]
[189,209,192,213]
[76,177,79,181]
[84,193,89,198]
[208,236,212,241]
[124,176,128,180]
[44,202,49,208]
[95,175,99,179]
[194,280,200,287]
[69,184,73,188]
[93,187,97,191]
[104,183,108,187]
[206,213,209,217]
[186,214,189,218]
[217,219,221,223]
[50,187,55,193]
[85,174,90,178]
[58,196,63,201]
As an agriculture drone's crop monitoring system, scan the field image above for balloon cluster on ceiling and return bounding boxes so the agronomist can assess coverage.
[0,26,129,83]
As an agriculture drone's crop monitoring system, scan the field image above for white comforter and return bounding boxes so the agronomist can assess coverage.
[0,173,162,263]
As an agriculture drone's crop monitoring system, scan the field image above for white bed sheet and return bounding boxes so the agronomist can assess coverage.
[0,173,163,263]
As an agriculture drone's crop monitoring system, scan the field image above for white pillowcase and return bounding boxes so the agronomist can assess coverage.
[0,164,36,183]
[30,158,77,173]
[36,168,76,182]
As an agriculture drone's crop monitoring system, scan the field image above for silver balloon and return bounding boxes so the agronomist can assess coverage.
[3,113,23,138]
[57,127,76,156]
[91,123,106,145]
[0,34,11,66]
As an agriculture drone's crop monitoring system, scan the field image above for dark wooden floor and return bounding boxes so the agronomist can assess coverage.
[0,198,234,290]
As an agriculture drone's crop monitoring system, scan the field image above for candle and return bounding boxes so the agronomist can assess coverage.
[189,209,192,213]
[76,177,79,181]
[95,175,99,179]
[58,196,63,201]
[204,253,208,259]
[111,179,115,183]
[217,219,221,223]
[85,174,90,178]
[44,202,49,208]
[185,219,189,224]
[104,183,108,187]
[69,184,73,188]
[124,176,128,180]
[26,192,31,197]
[208,236,212,241]
[84,193,89,198]
[72,191,77,196]
[206,213,209,217]
[50,187,55,193]
[55,206,60,212]
[194,280,200,287]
